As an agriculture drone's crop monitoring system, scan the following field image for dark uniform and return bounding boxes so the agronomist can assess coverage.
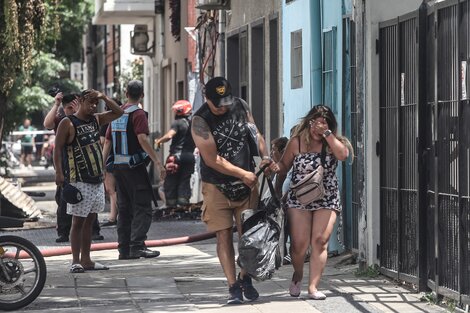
[163,116,195,207]
[106,104,157,259]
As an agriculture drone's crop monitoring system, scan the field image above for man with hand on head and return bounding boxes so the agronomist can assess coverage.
[54,89,123,273]
[44,92,105,243]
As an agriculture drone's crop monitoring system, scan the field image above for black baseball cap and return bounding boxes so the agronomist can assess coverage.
[204,77,234,107]
[62,183,83,204]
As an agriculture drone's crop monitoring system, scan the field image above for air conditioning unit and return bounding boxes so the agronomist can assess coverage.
[131,25,154,56]
[195,0,230,10]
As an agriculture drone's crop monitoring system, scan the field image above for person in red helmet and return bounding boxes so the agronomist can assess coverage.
[154,100,196,208]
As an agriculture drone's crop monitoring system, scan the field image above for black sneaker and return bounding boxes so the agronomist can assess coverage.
[55,235,69,243]
[227,282,244,304]
[238,273,259,301]
[129,248,160,259]
[283,254,292,265]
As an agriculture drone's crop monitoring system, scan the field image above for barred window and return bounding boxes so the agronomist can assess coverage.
[291,29,303,89]
[322,27,337,106]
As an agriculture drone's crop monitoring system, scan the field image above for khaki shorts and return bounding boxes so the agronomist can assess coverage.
[201,182,259,232]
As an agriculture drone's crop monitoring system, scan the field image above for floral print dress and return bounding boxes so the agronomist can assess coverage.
[286,151,341,212]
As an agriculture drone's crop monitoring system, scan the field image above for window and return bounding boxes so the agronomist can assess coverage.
[322,27,337,106]
[291,30,303,89]
[240,31,248,100]
[240,31,248,85]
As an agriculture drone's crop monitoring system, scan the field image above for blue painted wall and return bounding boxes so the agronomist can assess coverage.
[282,0,321,135]
[282,0,353,254]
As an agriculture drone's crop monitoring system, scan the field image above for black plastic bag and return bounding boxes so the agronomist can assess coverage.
[237,173,284,281]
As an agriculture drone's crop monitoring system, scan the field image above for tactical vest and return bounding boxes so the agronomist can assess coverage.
[110,105,148,168]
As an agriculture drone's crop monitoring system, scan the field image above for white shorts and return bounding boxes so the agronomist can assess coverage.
[66,182,105,217]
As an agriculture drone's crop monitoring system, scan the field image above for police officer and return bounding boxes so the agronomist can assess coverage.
[103,80,165,260]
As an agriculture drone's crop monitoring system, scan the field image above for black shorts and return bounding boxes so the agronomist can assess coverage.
[21,145,33,155]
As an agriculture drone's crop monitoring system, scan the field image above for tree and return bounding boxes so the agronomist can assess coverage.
[3,52,82,134]
[43,0,94,64]
[119,58,144,101]
[0,0,93,144]
[0,0,47,145]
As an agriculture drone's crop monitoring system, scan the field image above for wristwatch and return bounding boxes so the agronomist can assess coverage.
[323,129,332,138]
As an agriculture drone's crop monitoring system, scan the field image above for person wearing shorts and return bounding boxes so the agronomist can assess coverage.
[192,77,271,304]
[201,182,259,232]
[66,182,105,217]
[54,89,123,273]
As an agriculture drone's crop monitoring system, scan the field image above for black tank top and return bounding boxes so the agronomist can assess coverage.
[64,115,103,184]
[194,98,255,184]
[169,116,195,155]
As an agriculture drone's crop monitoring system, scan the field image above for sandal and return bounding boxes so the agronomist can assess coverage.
[70,263,85,273]
[289,281,301,297]
[83,262,109,271]
[308,291,326,300]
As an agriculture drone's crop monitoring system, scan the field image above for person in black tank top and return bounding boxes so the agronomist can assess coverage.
[43,93,104,243]
[191,77,272,304]
[54,89,123,273]
[155,100,195,208]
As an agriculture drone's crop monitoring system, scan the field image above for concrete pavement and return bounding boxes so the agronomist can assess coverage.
[4,228,447,313]
[2,168,449,312]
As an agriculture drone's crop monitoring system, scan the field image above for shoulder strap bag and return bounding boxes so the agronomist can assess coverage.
[290,138,326,206]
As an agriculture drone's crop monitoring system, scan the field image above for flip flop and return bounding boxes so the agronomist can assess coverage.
[83,262,109,271]
[70,263,85,273]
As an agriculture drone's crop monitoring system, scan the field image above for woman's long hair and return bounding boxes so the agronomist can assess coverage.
[292,105,354,161]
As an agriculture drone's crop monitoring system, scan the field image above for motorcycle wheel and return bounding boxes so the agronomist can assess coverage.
[0,235,47,311]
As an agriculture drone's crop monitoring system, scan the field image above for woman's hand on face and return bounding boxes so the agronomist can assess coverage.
[310,118,328,136]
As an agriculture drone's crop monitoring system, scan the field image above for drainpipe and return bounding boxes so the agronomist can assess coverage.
[354,0,367,271]
[215,9,226,77]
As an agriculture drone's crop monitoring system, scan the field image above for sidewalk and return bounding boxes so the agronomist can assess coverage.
[8,234,447,313]
[3,168,449,312]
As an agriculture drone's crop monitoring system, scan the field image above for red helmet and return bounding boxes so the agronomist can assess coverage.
[172,100,192,116]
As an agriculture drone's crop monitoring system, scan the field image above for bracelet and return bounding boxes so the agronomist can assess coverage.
[262,156,271,161]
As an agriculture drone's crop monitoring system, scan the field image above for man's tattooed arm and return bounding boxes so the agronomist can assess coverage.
[192,116,210,140]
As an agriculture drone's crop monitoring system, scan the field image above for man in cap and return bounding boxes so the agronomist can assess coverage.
[191,77,271,304]
[104,80,165,260]
[154,100,195,209]
[54,89,123,273]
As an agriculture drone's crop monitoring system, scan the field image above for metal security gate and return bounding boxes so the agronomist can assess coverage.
[379,0,470,305]
[428,0,470,304]
[379,12,419,284]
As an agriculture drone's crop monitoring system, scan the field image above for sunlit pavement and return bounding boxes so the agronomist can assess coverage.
[2,169,448,312]
[4,224,448,313]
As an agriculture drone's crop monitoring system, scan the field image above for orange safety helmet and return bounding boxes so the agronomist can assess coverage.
[172,100,192,116]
